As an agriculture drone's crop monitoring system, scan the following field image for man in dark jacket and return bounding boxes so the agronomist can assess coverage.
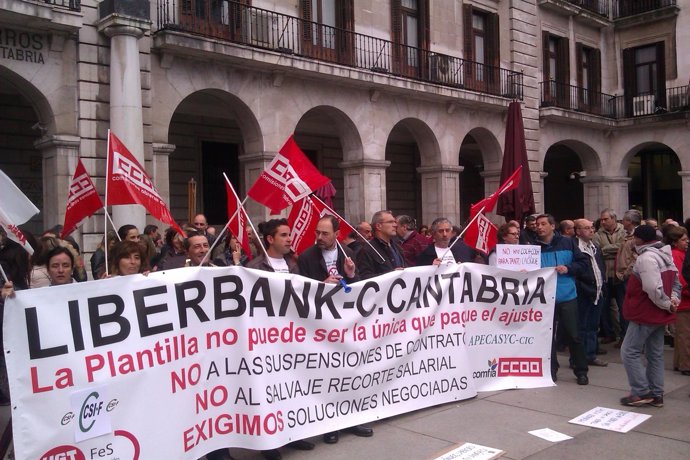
[417,217,477,266]
[574,219,608,366]
[536,214,589,385]
[298,216,358,285]
[356,211,406,279]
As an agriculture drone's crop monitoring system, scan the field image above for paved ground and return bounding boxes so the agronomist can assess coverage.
[223,342,690,460]
[2,342,688,459]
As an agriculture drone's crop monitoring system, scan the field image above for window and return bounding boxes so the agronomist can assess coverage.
[300,0,354,63]
[463,5,499,90]
[391,0,429,77]
[576,43,601,112]
[623,42,666,116]
[541,32,569,106]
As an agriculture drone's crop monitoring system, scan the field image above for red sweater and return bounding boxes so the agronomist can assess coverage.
[672,247,690,312]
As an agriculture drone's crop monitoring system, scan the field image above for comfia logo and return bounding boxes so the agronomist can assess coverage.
[472,358,498,379]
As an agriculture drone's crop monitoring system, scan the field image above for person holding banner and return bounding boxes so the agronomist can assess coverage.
[417,217,478,266]
[356,211,406,279]
[244,218,316,459]
[534,214,590,385]
[488,222,521,266]
[108,240,149,276]
[298,216,358,285]
[247,219,299,274]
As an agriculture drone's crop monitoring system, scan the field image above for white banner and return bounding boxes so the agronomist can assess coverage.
[4,263,555,460]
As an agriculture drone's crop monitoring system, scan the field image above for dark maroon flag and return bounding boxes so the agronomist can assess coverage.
[497,101,535,223]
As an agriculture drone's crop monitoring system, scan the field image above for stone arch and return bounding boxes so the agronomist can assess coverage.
[389,117,442,166]
[0,65,55,135]
[541,139,603,174]
[293,105,365,214]
[463,127,503,171]
[166,89,263,224]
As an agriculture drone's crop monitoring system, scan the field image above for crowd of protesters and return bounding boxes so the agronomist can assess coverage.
[1,208,689,459]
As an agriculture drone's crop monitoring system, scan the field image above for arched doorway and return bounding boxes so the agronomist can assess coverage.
[627,144,681,221]
[0,72,45,236]
[385,120,431,223]
[458,134,484,225]
[294,106,362,217]
[167,90,258,227]
[543,144,584,221]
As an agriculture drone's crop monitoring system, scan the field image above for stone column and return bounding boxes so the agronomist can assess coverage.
[417,165,463,226]
[35,135,81,232]
[339,159,391,223]
[678,171,690,220]
[580,175,632,218]
[239,151,279,221]
[97,1,151,231]
[152,143,175,205]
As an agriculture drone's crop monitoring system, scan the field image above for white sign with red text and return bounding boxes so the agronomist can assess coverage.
[4,264,555,460]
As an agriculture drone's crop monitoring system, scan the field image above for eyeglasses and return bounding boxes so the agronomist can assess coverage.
[193,222,206,227]
[381,220,396,224]
[507,232,520,236]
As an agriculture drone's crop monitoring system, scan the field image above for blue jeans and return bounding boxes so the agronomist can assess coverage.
[578,295,602,362]
[621,321,665,397]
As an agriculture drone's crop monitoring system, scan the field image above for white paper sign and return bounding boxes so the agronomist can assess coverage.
[70,385,112,442]
[568,406,651,433]
[495,245,541,271]
[527,428,573,442]
[433,442,504,460]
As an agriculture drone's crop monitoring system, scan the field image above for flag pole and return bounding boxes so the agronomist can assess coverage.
[199,173,248,266]
[0,264,8,283]
[438,205,486,263]
[310,194,385,263]
[104,129,111,277]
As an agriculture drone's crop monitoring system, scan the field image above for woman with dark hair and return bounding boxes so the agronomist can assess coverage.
[117,224,140,242]
[45,246,76,286]
[155,226,189,270]
[213,232,249,267]
[488,222,521,266]
[109,240,149,276]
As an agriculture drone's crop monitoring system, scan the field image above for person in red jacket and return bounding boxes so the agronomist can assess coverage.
[620,225,680,407]
[666,226,690,375]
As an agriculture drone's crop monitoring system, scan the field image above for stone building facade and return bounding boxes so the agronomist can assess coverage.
[1,0,688,258]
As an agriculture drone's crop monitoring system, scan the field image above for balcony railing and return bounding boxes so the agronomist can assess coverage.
[155,0,523,100]
[567,0,609,17]
[540,81,690,119]
[37,0,80,10]
[613,0,676,19]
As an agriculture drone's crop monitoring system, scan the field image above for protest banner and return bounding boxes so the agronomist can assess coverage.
[4,264,555,459]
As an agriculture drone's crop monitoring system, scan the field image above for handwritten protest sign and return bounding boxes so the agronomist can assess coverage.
[495,244,541,271]
[4,263,555,459]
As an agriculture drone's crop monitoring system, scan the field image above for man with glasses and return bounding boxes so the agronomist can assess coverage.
[574,219,608,367]
[356,210,406,279]
[192,213,216,245]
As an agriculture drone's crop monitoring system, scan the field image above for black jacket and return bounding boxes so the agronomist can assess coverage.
[575,239,607,303]
[356,237,406,280]
[298,244,359,284]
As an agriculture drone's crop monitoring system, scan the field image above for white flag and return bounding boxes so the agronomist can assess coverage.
[0,169,40,254]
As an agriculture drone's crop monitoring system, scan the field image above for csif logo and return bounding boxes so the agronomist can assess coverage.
[79,391,104,433]
[40,445,85,460]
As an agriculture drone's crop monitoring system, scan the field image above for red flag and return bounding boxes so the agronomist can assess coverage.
[287,196,354,255]
[470,165,523,216]
[247,135,330,213]
[463,213,498,255]
[106,131,185,236]
[61,160,104,238]
[288,197,319,255]
[225,179,252,261]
